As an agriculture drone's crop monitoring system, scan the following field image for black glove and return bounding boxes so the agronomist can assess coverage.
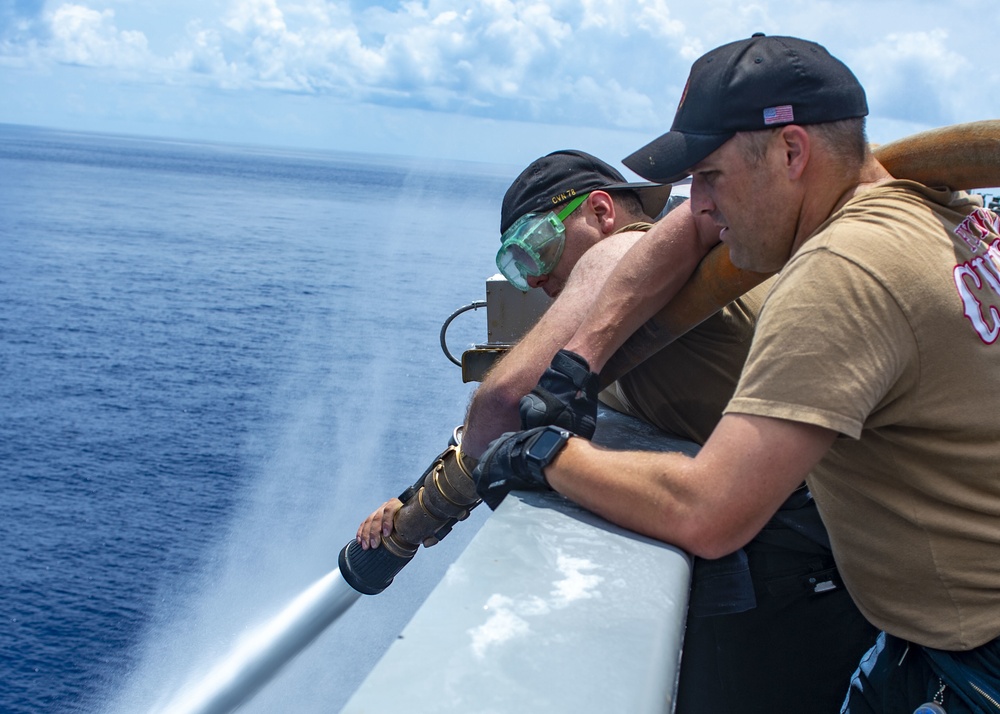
[519,349,599,439]
[473,426,572,510]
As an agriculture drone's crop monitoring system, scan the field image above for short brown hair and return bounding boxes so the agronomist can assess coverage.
[737,117,869,169]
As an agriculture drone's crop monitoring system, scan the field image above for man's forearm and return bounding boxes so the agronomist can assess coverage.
[565,202,718,372]
[599,242,773,386]
[544,438,708,547]
[463,236,644,457]
[462,280,591,457]
[543,414,836,558]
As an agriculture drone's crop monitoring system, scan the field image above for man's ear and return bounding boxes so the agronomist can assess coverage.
[587,190,617,234]
[779,125,811,181]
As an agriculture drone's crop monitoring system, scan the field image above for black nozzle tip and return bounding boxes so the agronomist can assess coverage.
[339,540,415,596]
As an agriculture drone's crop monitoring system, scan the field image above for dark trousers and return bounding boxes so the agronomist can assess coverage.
[676,522,879,714]
[844,631,1000,714]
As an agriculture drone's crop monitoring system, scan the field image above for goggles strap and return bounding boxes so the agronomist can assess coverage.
[556,193,588,222]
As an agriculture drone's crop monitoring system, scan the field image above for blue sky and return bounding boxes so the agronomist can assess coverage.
[1,0,996,169]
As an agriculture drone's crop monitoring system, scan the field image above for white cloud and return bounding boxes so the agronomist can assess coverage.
[46,4,150,68]
[5,0,698,128]
[852,29,973,126]
[224,0,287,36]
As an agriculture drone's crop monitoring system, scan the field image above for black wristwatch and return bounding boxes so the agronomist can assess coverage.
[524,426,572,484]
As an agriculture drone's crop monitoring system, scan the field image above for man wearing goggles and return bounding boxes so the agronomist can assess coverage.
[495,151,672,298]
[358,149,875,713]
[495,191,590,293]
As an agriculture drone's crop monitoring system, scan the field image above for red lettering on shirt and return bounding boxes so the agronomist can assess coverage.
[955,208,1000,251]
[954,256,1000,344]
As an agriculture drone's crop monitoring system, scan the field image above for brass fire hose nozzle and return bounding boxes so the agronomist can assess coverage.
[340,439,480,595]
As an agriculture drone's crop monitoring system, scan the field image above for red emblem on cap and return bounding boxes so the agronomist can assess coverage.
[678,79,689,111]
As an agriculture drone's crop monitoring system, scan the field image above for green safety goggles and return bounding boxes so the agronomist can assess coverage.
[495,193,589,291]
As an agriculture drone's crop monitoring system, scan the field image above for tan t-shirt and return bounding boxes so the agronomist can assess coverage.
[601,280,771,445]
[727,181,1000,650]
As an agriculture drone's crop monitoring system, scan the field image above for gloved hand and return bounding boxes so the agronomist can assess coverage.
[473,425,571,510]
[519,349,599,439]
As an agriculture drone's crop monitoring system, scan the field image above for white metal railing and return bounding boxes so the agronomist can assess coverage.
[341,409,694,714]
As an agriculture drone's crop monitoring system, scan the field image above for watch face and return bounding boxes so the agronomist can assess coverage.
[530,427,567,462]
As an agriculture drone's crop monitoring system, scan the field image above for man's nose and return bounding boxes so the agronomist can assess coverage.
[689,176,715,215]
[526,274,548,289]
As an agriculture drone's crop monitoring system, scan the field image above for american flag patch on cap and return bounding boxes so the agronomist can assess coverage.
[763,105,794,125]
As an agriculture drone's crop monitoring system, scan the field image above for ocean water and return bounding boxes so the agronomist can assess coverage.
[0,124,514,713]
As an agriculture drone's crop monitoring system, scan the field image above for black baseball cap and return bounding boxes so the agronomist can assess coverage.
[623,34,869,183]
[500,150,672,234]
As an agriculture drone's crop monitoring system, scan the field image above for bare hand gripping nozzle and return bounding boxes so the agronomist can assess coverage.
[338,426,480,595]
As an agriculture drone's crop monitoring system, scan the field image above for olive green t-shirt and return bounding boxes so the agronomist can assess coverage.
[601,280,771,445]
[727,181,1000,650]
